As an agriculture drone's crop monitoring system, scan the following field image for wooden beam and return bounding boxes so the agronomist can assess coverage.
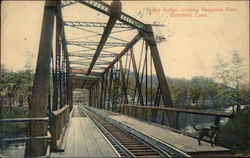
[25,1,56,157]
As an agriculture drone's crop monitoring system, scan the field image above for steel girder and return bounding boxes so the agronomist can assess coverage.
[68,42,118,54]
[64,21,131,28]
[86,1,121,76]
[67,41,127,47]
[71,66,106,71]
[61,0,78,8]
[68,52,118,58]
[103,32,143,74]
[70,60,111,66]
[77,0,146,31]
[71,69,102,76]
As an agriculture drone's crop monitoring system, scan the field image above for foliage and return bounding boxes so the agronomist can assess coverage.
[220,110,249,153]
[228,50,247,89]
[188,85,202,105]
[216,86,250,113]
[213,50,247,89]
[213,53,230,85]
[206,82,220,105]
[0,66,34,111]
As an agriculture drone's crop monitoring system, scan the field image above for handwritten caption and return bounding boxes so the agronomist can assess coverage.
[145,7,237,18]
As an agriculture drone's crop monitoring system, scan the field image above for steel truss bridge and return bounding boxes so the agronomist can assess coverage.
[0,0,233,157]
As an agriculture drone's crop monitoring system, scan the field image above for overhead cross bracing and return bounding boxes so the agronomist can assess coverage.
[67,41,128,47]
[62,0,177,127]
[62,0,141,75]
[64,21,132,28]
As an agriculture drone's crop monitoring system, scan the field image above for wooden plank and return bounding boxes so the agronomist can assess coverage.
[51,106,118,157]
[75,118,89,157]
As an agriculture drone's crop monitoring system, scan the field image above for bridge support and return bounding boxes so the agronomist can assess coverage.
[25,1,56,157]
[145,25,178,129]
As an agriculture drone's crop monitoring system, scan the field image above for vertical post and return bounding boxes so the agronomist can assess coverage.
[99,74,104,109]
[108,67,113,111]
[53,2,61,111]
[103,70,109,109]
[89,87,92,106]
[96,80,99,108]
[214,116,220,145]
[161,110,164,125]
[145,25,177,128]
[130,48,144,106]
[119,60,128,107]
[25,1,56,157]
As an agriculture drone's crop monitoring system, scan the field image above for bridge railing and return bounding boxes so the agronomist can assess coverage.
[0,117,51,157]
[122,104,233,142]
[49,105,70,151]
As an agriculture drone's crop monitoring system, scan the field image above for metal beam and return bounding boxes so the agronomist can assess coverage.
[64,21,131,28]
[70,60,110,66]
[69,52,118,58]
[71,66,106,71]
[119,60,128,104]
[86,1,121,76]
[61,0,77,8]
[64,21,164,29]
[130,48,144,106]
[71,69,102,76]
[25,1,56,157]
[74,74,99,80]
[145,25,177,128]
[99,74,105,108]
[78,0,146,31]
[67,41,127,47]
[107,67,113,111]
[103,32,143,74]
[69,42,118,55]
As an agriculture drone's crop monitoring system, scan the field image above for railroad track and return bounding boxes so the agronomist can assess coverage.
[77,106,171,157]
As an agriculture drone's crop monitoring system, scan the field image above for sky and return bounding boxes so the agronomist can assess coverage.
[1,1,249,81]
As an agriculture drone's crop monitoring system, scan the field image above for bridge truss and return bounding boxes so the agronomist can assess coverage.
[25,0,177,156]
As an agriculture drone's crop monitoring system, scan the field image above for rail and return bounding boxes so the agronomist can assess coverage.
[123,104,233,140]
[0,117,51,157]
[48,105,70,151]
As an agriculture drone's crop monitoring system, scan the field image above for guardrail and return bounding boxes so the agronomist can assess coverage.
[48,105,70,151]
[123,104,233,143]
[0,117,51,157]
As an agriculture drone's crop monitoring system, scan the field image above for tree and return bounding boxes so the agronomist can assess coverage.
[206,82,220,105]
[216,87,249,114]
[213,50,248,112]
[213,50,247,89]
[213,53,230,85]
[228,50,247,89]
[188,85,202,105]
[0,68,17,111]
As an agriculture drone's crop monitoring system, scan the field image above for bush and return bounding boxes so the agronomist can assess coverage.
[219,110,249,153]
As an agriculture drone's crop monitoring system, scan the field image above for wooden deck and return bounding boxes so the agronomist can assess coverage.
[89,107,231,157]
[50,106,119,157]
